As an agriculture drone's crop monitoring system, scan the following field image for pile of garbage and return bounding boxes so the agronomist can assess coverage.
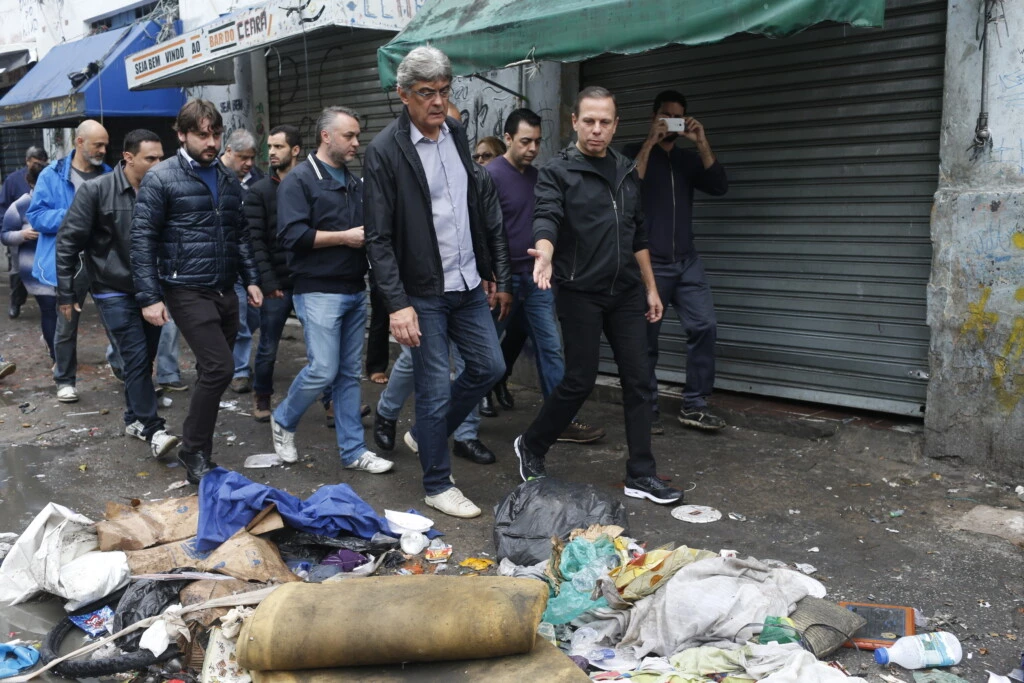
[0,473,1020,683]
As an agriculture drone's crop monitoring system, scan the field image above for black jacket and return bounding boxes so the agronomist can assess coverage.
[276,154,366,294]
[363,109,511,313]
[56,164,138,304]
[131,152,259,308]
[533,144,647,295]
[244,172,290,293]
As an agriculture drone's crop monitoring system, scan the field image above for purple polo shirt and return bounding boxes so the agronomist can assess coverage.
[486,155,538,275]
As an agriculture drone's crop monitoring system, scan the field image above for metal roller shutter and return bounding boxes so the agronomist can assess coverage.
[1,127,43,178]
[266,28,400,174]
[581,0,944,416]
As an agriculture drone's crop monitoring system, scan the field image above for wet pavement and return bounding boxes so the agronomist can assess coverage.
[0,297,1022,682]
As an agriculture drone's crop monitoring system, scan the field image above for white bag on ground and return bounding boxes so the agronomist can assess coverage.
[0,503,129,608]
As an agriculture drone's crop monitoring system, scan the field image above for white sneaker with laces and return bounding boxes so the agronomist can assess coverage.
[56,385,78,403]
[403,430,419,453]
[424,486,481,518]
[149,430,180,459]
[344,450,393,474]
[125,420,146,441]
[270,417,298,463]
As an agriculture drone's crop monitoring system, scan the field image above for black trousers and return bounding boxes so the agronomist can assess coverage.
[164,287,239,456]
[365,271,391,376]
[523,284,657,479]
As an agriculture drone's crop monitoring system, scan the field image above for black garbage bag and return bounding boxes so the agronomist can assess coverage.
[111,568,194,652]
[493,478,629,566]
[270,529,399,563]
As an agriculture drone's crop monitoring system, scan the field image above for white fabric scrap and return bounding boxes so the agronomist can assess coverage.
[139,604,190,656]
[759,650,867,682]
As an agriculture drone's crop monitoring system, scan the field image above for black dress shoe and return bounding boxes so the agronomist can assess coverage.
[493,381,514,410]
[8,302,20,319]
[479,393,499,418]
[453,439,496,465]
[178,450,216,485]
[374,410,396,451]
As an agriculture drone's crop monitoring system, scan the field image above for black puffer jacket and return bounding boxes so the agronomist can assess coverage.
[533,144,647,296]
[244,173,290,293]
[363,108,511,314]
[56,164,137,304]
[131,152,259,307]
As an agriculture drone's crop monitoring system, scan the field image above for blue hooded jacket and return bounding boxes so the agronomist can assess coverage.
[25,151,112,287]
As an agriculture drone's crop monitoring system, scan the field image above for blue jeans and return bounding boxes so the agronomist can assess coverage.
[408,286,505,495]
[232,281,261,379]
[647,255,717,412]
[495,273,565,398]
[253,291,294,396]
[378,345,480,442]
[95,296,164,437]
[271,291,368,464]
[156,319,182,384]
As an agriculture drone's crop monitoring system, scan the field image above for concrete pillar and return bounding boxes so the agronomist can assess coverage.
[926,0,1024,476]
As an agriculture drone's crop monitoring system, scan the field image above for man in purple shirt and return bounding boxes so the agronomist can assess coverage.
[486,109,603,444]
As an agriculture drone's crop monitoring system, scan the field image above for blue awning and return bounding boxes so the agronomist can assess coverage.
[0,21,185,127]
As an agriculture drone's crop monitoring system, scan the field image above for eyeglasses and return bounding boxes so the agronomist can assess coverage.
[472,152,495,161]
[410,86,452,101]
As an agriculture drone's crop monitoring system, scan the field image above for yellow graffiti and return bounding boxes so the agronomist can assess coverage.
[991,317,1024,412]
[1013,232,1024,250]
[961,287,998,344]
[1017,287,1024,302]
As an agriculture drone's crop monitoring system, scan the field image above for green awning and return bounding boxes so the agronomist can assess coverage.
[378,0,885,89]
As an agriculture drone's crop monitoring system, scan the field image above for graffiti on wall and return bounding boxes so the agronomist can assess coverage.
[450,75,558,162]
[958,199,1024,412]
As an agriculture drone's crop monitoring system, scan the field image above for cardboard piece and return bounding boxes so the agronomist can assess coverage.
[245,506,285,537]
[180,579,268,628]
[126,530,299,584]
[97,496,200,551]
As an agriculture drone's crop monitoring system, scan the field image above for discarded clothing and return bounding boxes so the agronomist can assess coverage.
[321,549,369,572]
[618,556,826,657]
[0,644,39,679]
[196,468,392,552]
[759,649,867,682]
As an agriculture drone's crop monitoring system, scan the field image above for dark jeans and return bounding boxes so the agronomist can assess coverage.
[165,287,239,455]
[253,290,293,396]
[523,285,657,479]
[409,285,505,495]
[500,304,530,382]
[365,272,390,376]
[53,285,89,386]
[95,295,164,437]
[646,255,717,412]
[36,294,57,361]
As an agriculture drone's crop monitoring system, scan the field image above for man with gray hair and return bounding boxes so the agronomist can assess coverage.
[219,128,264,394]
[27,120,111,403]
[364,46,512,518]
[268,106,393,475]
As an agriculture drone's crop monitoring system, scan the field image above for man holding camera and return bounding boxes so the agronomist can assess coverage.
[624,89,728,434]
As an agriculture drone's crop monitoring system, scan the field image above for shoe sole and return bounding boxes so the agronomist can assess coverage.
[403,431,419,453]
[556,431,606,444]
[623,485,683,505]
[253,413,271,423]
[678,416,726,431]
[424,497,481,519]
[57,395,79,403]
[160,385,189,392]
[345,463,393,474]
[152,436,180,459]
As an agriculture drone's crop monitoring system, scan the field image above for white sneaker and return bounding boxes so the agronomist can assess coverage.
[404,430,419,453]
[56,385,78,403]
[424,486,481,519]
[149,430,180,459]
[125,420,146,441]
[344,450,393,474]
[270,416,298,463]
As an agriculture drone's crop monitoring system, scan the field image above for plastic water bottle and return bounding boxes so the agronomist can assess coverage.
[873,632,963,669]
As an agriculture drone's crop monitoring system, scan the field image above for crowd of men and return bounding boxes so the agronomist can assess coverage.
[0,46,730,519]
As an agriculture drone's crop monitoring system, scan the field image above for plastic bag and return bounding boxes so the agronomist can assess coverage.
[493,479,628,566]
[111,569,193,652]
[542,535,619,625]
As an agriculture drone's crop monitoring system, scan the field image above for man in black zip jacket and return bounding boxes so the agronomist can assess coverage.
[267,106,393,476]
[56,129,179,460]
[132,100,263,485]
[513,86,684,505]
[364,46,512,519]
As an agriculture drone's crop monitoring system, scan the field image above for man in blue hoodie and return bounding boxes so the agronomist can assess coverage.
[269,106,393,476]
[27,120,111,403]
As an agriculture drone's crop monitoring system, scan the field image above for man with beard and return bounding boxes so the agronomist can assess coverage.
[132,99,263,484]
[623,90,729,434]
[27,120,111,403]
[268,107,392,475]
[246,124,301,421]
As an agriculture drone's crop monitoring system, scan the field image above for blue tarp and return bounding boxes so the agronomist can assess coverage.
[0,21,184,127]
[196,467,395,553]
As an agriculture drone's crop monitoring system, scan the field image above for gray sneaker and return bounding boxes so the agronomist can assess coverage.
[343,450,393,474]
[125,420,147,441]
[270,416,298,463]
[149,430,180,459]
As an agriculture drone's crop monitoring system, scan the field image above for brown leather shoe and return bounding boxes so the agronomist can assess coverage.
[253,394,272,422]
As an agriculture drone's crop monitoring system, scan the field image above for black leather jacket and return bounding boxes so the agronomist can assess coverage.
[363,109,511,313]
[131,152,259,308]
[56,164,138,304]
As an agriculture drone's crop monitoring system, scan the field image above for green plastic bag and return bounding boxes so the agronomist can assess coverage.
[760,616,801,645]
[541,535,619,624]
